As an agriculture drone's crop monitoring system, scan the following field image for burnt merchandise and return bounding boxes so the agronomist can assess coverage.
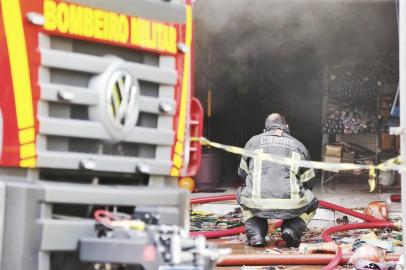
[325,66,378,98]
[323,107,376,134]
[190,208,243,231]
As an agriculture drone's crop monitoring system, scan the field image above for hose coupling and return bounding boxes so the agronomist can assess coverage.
[393,219,402,231]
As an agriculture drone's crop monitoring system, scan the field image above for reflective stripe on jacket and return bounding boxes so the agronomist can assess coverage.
[237,124,318,220]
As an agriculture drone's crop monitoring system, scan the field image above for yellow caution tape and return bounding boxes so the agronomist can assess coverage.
[368,168,376,192]
[192,137,405,192]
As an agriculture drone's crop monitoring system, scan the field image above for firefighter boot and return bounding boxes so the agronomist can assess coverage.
[282,210,316,248]
[281,217,306,248]
[244,217,268,247]
[282,227,301,248]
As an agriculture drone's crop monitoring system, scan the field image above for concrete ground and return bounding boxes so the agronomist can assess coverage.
[191,175,402,270]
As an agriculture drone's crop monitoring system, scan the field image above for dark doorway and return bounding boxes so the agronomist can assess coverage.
[194,0,398,186]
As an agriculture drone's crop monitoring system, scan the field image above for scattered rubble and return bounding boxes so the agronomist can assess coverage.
[364,201,390,220]
[350,244,386,263]
[299,242,338,254]
[192,199,403,269]
[191,207,243,231]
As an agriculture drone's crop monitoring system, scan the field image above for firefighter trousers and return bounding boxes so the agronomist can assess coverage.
[242,208,316,244]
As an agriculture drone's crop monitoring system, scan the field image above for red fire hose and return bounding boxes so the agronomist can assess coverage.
[321,221,397,270]
[190,194,383,238]
[190,226,245,239]
[190,194,236,204]
[190,194,397,269]
[218,253,400,266]
[319,200,383,223]
[219,254,347,266]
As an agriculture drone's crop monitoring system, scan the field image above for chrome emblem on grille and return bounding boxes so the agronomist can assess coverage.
[89,60,140,142]
[106,70,137,129]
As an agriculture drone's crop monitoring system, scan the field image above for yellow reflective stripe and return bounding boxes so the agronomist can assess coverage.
[170,167,180,177]
[173,153,183,169]
[19,127,35,145]
[239,159,249,173]
[291,152,301,174]
[176,5,192,143]
[252,149,263,199]
[19,158,36,168]
[20,143,36,159]
[170,5,192,176]
[175,141,184,155]
[290,152,301,199]
[300,168,316,183]
[2,0,37,166]
[240,190,315,210]
[290,171,300,199]
[241,208,254,222]
[299,209,316,224]
[2,0,35,130]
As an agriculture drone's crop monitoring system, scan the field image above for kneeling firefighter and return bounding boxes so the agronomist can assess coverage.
[237,113,318,247]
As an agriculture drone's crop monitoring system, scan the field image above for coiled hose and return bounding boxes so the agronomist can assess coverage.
[190,194,397,269]
[190,194,383,238]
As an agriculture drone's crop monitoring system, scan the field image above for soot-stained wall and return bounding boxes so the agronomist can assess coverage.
[194,0,398,185]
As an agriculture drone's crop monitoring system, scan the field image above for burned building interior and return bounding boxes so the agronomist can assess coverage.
[190,2,404,268]
[194,0,399,190]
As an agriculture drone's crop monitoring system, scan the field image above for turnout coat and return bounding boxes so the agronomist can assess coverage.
[237,124,318,220]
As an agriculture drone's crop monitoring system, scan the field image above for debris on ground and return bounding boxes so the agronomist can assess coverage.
[263,248,283,254]
[361,232,380,241]
[349,244,386,263]
[193,199,403,270]
[350,258,397,270]
[336,215,350,224]
[365,240,394,252]
[190,207,244,231]
[240,266,286,270]
[299,242,338,254]
[349,249,400,270]
[364,201,389,220]
[396,255,404,270]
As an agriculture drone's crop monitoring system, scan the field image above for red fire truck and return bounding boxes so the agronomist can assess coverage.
[0,1,215,270]
[0,0,203,177]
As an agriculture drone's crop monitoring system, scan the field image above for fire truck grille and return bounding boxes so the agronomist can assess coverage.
[37,35,177,176]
